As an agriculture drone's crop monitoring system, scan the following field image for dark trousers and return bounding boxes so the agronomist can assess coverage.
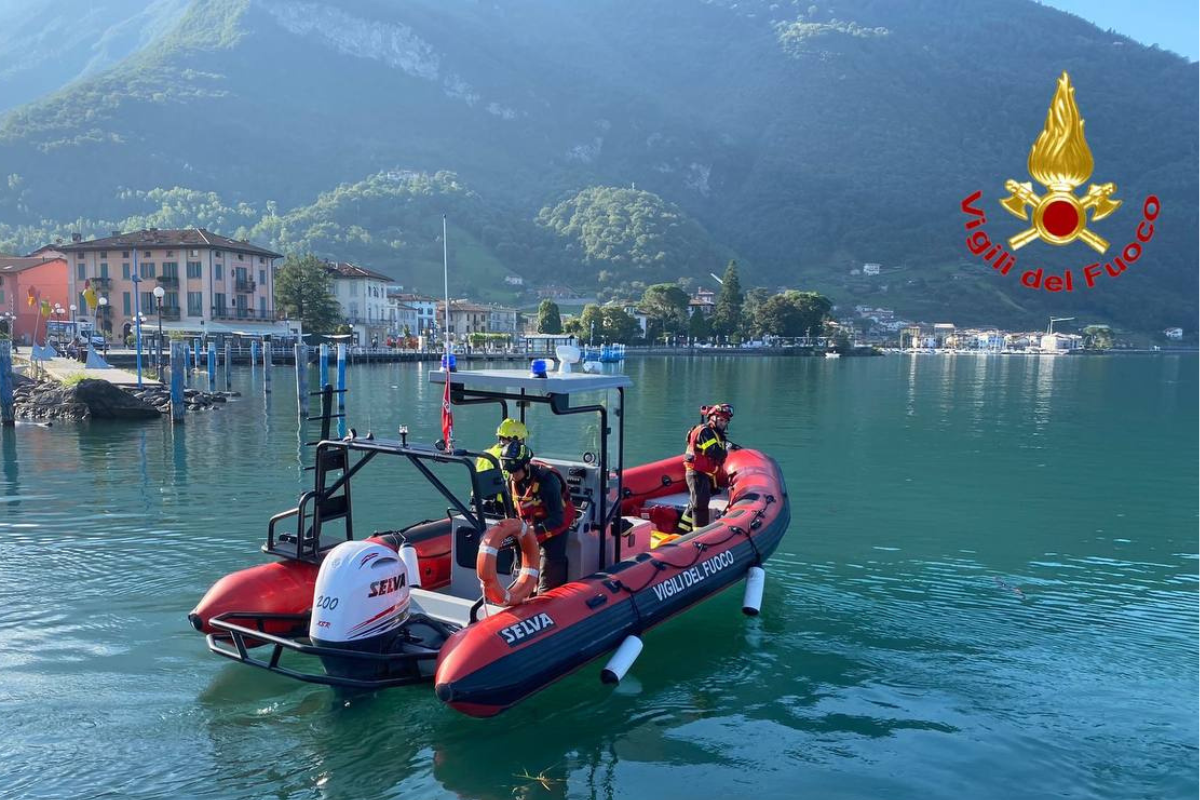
[538,533,569,594]
[683,470,713,531]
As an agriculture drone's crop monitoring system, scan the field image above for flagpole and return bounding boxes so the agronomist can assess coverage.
[442,214,451,364]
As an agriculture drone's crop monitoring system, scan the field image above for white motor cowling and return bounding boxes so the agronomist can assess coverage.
[309,541,411,678]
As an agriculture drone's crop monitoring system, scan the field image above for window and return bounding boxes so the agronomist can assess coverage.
[259,256,265,264]
[142,251,151,259]
[165,291,179,309]
[166,250,174,257]
[259,296,267,314]
[237,251,244,260]
[215,264,224,280]
[187,292,202,316]
[141,292,155,311]
[122,292,131,315]
[77,264,85,280]
[142,263,155,278]
[162,262,178,278]
[100,251,107,258]
[99,263,108,278]
[186,261,201,279]
[188,249,199,257]
[259,269,266,285]
[122,251,130,258]
[0,289,5,304]
[213,293,226,313]
[214,250,222,258]
[122,263,130,279]
[76,253,83,260]
[78,292,86,310]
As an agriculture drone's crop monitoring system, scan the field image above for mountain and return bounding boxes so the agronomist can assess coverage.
[0,0,1195,329]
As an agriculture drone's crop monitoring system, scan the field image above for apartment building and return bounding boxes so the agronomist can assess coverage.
[324,261,393,344]
[46,228,282,339]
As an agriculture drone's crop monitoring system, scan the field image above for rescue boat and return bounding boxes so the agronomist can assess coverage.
[189,359,790,716]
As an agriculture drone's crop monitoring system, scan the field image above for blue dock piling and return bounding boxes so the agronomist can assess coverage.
[319,344,329,390]
[170,342,186,422]
[224,341,232,391]
[336,344,347,437]
[207,342,217,392]
[295,343,308,415]
[0,341,14,427]
[264,337,272,394]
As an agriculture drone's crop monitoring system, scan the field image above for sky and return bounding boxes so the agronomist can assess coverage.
[1041,0,1199,61]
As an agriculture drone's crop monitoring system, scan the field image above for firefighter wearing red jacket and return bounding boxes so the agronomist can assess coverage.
[501,442,576,593]
[680,403,733,532]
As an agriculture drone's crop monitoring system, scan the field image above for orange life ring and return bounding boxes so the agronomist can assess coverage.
[476,518,541,606]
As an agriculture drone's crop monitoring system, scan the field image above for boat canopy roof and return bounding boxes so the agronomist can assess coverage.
[429,368,631,396]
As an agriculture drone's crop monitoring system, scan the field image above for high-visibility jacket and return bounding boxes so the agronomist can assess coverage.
[511,463,575,542]
[685,423,727,478]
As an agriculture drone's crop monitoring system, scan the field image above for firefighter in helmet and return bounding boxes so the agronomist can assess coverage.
[475,418,529,509]
[679,403,733,532]
[501,441,576,593]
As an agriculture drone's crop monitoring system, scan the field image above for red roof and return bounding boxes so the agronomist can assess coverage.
[324,261,393,282]
[53,228,282,258]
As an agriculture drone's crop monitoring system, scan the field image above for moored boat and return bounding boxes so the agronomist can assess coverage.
[189,362,790,716]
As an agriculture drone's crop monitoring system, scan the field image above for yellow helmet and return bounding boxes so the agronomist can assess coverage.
[496,418,528,440]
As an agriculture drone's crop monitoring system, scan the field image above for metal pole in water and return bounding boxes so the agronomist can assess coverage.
[250,339,259,370]
[319,343,329,390]
[224,341,232,391]
[263,336,272,394]
[207,341,216,392]
[193,338,200,372]
[170,342,186,423]
[295,343,308,415]
[0,340,14,427]
[336,343,347,438]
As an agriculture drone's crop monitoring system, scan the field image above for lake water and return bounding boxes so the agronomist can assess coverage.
[1,354,1196,800]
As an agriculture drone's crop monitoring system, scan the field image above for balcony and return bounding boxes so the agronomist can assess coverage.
[157,275,180,288]
[211,307,273,321]
[157,306,181,321]
[90,277,112,289]
[234,279,257,294]
[96,303,112,316]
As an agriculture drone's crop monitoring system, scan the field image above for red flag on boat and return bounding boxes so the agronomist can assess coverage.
[440,368,454,448]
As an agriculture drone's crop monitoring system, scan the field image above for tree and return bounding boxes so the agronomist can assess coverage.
[578,304,605,344]
[1083,324,1113,349]
[688,310,713,343]
[601,305,640,343]
[741,287,771,340]
[274,254,342,334]
[639,283,690,343]
[537,299,563,334]
[712,260,743,341]
[562,315,583,337]
[755,290,833,337]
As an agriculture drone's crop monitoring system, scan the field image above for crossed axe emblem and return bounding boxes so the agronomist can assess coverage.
[1000,180,1121,254]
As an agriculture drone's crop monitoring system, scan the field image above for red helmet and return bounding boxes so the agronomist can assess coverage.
[702,403,734,421]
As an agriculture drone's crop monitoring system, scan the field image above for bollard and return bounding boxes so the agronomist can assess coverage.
[207,342,217,392]
[170,342,186,422]
[193,338,201,372]
[336,344,347,438]
[0,340,14,426]
[319,344,329,390]
[250,339,259,371]
[264,337,273,394]
[224,341,232,391]
[294,343,308,415]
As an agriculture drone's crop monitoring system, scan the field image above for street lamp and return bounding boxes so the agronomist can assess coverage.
[153,285,166,378]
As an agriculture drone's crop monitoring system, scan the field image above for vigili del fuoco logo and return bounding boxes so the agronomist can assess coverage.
[960,71,1160,293]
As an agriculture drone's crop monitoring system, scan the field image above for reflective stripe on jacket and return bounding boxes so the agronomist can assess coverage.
[511,463,575,542]
[685,423,727,477]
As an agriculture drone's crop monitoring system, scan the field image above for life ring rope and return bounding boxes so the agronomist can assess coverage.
[476,518,541,607]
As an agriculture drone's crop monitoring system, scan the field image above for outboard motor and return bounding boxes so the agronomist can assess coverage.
[309,540,411,681]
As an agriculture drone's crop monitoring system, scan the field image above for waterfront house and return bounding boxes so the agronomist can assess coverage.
[437,300,492,341]
[1164,327,1183,340]
[488,306,519,337]
[862,263,882,276]
[689,288,716,316]
[47,229,283,341]
[324,261,392,344]
[389,291,438,336]
[933,323,956,347]
[0,255,68,345]
[1040,332,1083,353]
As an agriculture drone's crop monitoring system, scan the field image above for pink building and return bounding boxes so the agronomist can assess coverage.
[0,255,69,345]
[38,228,283,340]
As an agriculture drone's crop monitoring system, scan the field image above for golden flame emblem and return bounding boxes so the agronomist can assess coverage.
[1000,72,1121,253]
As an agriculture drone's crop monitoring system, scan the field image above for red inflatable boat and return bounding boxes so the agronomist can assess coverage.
[190,367,790,716]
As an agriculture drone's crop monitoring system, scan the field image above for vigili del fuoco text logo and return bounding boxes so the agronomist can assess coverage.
[960,71,1160,293]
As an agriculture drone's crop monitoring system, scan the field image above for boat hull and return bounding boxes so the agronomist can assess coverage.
[434,448,789,717]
